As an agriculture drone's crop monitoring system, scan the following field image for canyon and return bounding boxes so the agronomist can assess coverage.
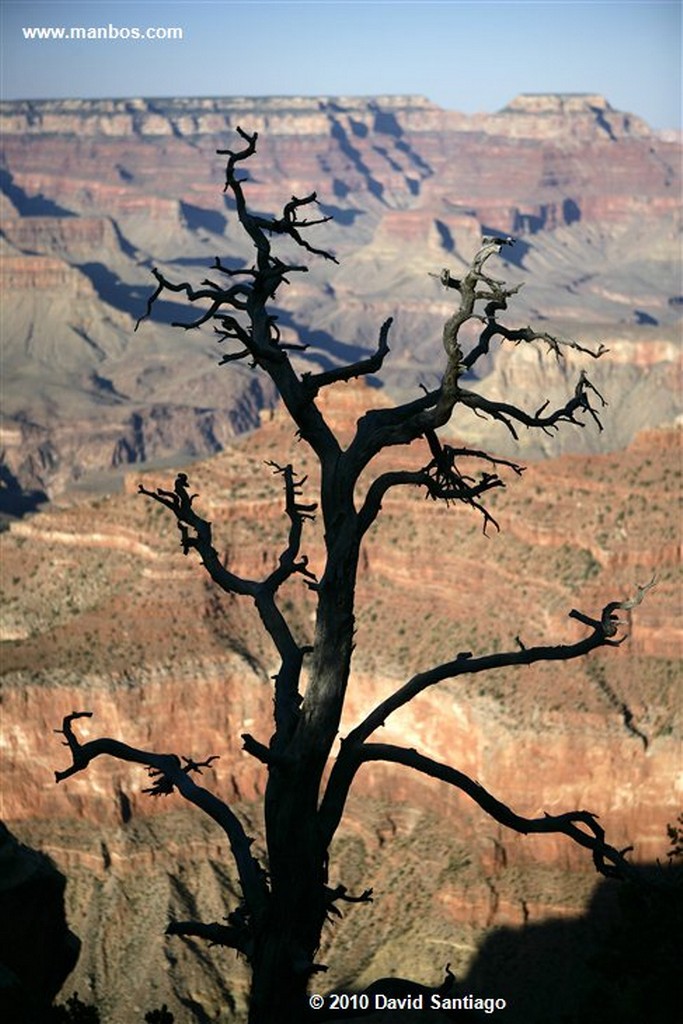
[1,93,681,513]
[1,378,681,1020]
[0,92,681,1021]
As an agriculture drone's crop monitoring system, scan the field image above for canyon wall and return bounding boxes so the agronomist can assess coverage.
[1,381,680,1019]
[1,91,680,1020]
[1,93,680,511]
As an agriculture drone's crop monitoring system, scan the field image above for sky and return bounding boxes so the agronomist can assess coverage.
[0,1,681,130]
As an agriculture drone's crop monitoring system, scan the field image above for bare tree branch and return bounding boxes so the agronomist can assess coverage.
[319,585,652,848]
[330,742,636,880]
[301,317,393,396]
[357,430,525,536]
[217,128,338,264]
[341,239,609,487]
[457,369,608,439]
[143,754,220,797]
[138,468,316,740]
[166,919,251,955]
[138,473,254,596]
[262,462,318,591]
[54,712,269,918]
[167,898,255,958]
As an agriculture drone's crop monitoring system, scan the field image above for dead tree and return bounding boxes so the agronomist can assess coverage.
[54,129,653,1023]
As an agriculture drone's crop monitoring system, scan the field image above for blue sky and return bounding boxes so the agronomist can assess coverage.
[1,1,680,129]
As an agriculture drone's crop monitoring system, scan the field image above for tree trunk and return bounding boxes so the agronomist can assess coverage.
[250,760,329,1023]
[248,928,312,1024]
[249,528,360,1021]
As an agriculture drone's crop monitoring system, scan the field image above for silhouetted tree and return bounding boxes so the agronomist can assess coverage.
[51,992,100,1023]
[144,1006,174,1024]
[54,129,654,1023]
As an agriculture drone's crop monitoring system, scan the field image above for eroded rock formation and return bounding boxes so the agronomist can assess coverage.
[1,94,680,512]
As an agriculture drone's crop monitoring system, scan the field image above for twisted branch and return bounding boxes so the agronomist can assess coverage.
[319,581,655,849]
[138,468,316,740]
[358,430,525,536]
[138,473,254,596]
[54,712,269,917]
[344,238,609,490]
[302,317,393,397]
[262,462,318,592]
[457,369,607,439]
[331,743,636,880]
[218,128,337,264]
[167,899,254,957]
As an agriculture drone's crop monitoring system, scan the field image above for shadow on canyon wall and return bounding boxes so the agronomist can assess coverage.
[0,823,80,1023]
[0,465,49,520]
[461,866,680,1024]
[0,819,679,1023]
[330,861,681,1022]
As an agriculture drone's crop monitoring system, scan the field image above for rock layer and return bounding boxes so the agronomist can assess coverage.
[1,380,680,1019]
[1,93,680,511]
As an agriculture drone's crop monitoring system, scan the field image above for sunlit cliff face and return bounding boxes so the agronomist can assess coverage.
[2,378,679,835]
